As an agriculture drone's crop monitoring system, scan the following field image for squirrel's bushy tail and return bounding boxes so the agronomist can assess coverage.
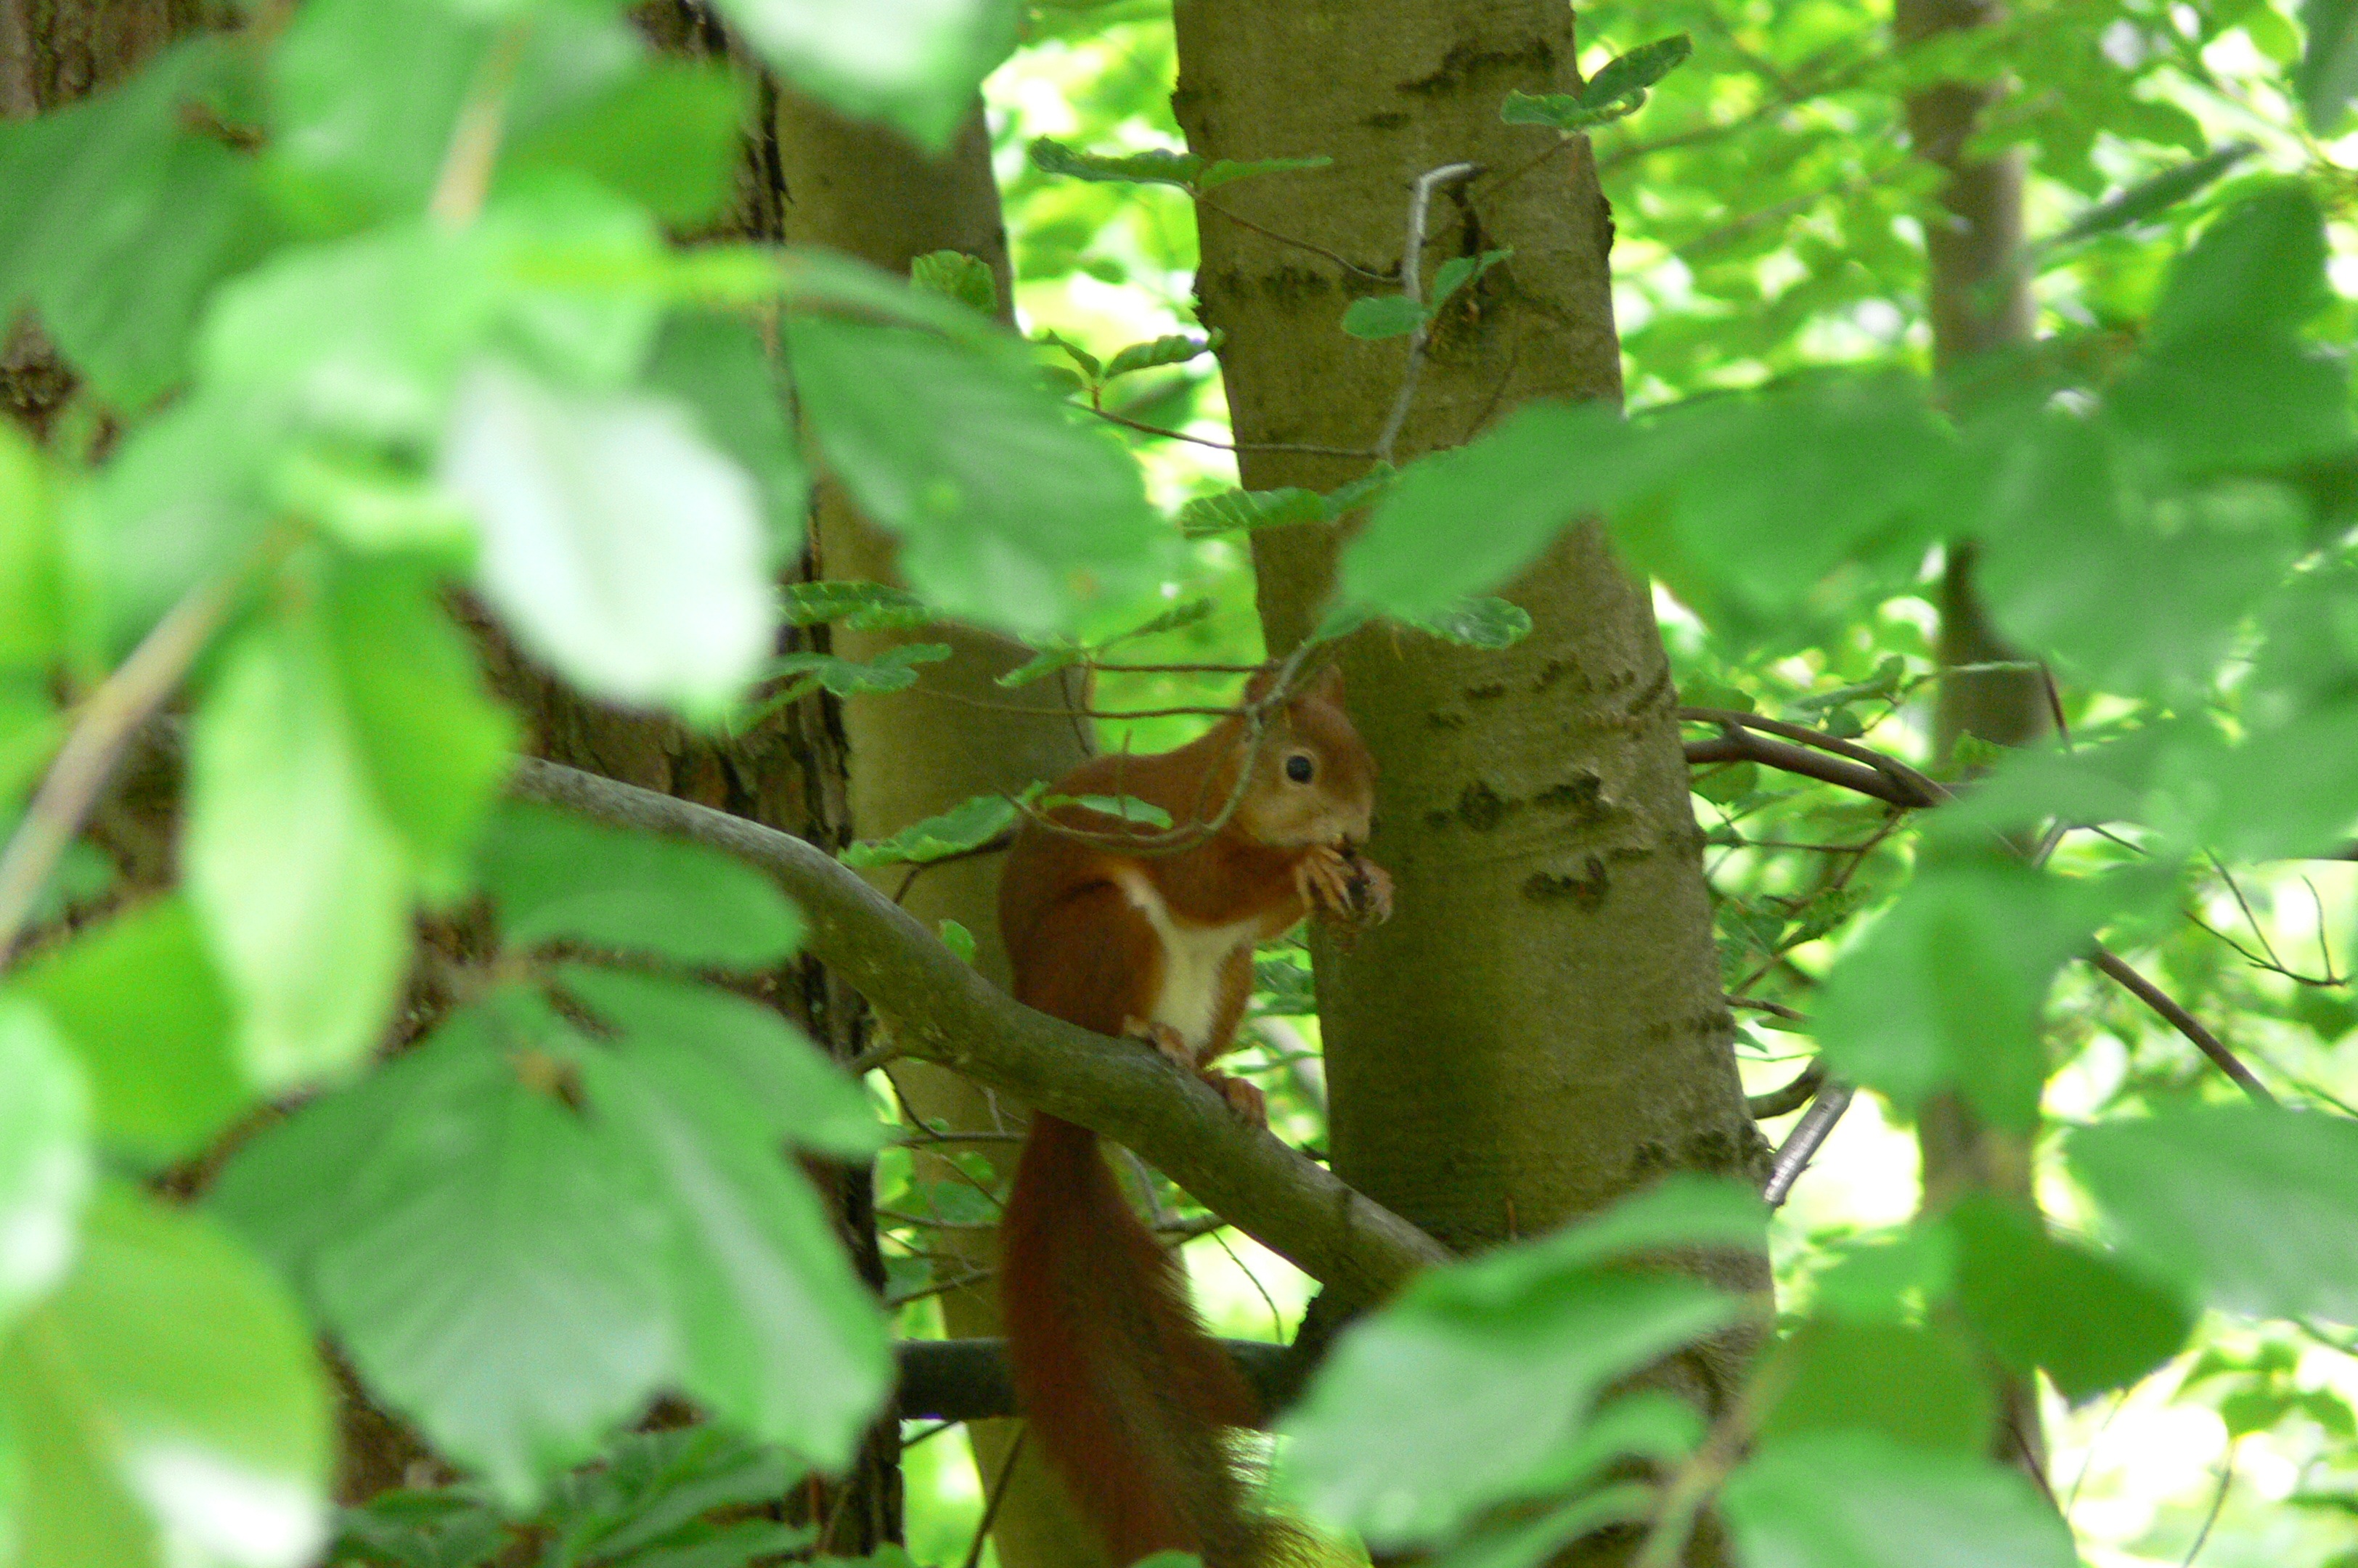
[1000,1113,1268,1567]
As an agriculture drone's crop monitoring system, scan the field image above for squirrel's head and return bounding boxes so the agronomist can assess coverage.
[1233,663,1377,851]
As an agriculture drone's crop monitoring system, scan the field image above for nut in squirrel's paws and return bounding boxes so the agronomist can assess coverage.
[1297,843,1394,930]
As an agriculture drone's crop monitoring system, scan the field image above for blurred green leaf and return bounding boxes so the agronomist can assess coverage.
[0,39,273,404]
[788,316,1173,640]
[1814,856,2101,1128]
[1177,486,1326,538]
[184,604,413,1094]
[0,425,57,675]
[2070,1105,2358,1323]
[442,357,774,715]
[507,60,752,228]
[1721,1432,2076,1568]
[1279,1178,1757,1543]
[715,0,1019,150]
[1945,1196,2192,1402]
[1041,793,1175,829]
[2150,184,2330,343]
[1757,1318,1993,1456]
[1104,333,1214,379]
[2300,0,2358,132]
[325,560,517,897]
[9,896,245,1165]
[0,1184,330,1568]
[1195,155,1332,192]
[645,313,810,553]
[478,802,804,970]
[1403,597,1533,649]
[0,999,90,1330]
[2038,143,2256,253]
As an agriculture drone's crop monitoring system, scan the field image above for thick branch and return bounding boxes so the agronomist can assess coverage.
[510,758,1451,1299]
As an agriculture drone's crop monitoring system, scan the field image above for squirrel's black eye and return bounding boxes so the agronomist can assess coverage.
[1285,753,1315,783]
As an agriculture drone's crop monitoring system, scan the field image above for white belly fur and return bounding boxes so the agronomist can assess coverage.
[1111,867,1258,1055]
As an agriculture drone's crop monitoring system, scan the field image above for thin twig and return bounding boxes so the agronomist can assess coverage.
[1195,195,1390,279]
[427,17,534,228]
[1084,403,1376,459]
[962,1429,1028,1568]
[2089,948,2276,1107]
[1747,1059,1826,1120]
[1374,161,1482,465]
[909,687,1241,720]
[2180,1441,2235,1568]
[2063,1389,2129,1522]
[0,569,245,961]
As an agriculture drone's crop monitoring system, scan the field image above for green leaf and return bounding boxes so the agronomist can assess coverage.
[269,0,637,225]
[442,357,774,715]
[762,642,952,697]
[298,1005,670,1508]
[1944,1196,2192,1402]
[1176,486,1326,538]
[331,1489,504,1568]
[1500,89,1647,132]
[1041,793,1176,830]
[937,918,976,965]
[1104,334,1215,380]
[1429,1482,1654,1568]
[0,425,57,675]
[76,391,272,652]
[268,444,475,555]
[1027,136,1203,189]
[714,0,1019,150]
[507,60,753,228]
[2039,143,2257,252]
[478,802,804,969]
[0,1184,330,1568]
[1978,413,2302,696]
[9,896,245,1165]
[2150,184,2330,344]
[0,1000,90,1330]
[2300,0,2358,131]
[1721,1432,2076,1568]
[787,317,1174,641]
[645,314,810,552]
[1340,400,1618,622]
[571,1006,891,1464]
[184,608,413,1094]
[0,39,272,404]
[910,250,999,317]
[1429,249,1511,310]
[323,560,518,897]
[1278,1178,1757,1543]
[780,580,932,632]
[1757,1319,1992,1455]
[537,1426,805,1566]
[1813,856,2099,1129]
[2069,1104,2358,1323]
[1340,295,1427,341]
[557,968,883,1159]
[839,794,1021,868]
[1583,35,1694,108]
[1403,597,1533,649]
[1194,155,1333,192]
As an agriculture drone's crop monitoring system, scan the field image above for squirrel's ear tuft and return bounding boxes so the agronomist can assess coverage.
[1305,663,1345,703]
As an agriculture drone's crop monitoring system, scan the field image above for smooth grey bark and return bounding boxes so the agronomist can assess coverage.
[766,91,1103,1568]
[1171,14,1771,1557]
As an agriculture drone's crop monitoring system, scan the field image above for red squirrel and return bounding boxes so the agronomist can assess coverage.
[995,663,1391,1567]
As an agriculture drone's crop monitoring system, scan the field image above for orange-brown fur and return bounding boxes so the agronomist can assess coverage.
[996,666,1381,1567]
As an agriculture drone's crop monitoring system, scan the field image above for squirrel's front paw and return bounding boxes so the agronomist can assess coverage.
[1199,1068,1268,1127]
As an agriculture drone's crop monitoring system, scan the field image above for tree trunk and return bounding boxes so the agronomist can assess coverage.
[1171,0,1770,1524]
[767,91,1105,1568]
[1896,0,2049,1486]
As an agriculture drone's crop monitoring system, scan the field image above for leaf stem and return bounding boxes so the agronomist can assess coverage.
[0,569,245,963]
